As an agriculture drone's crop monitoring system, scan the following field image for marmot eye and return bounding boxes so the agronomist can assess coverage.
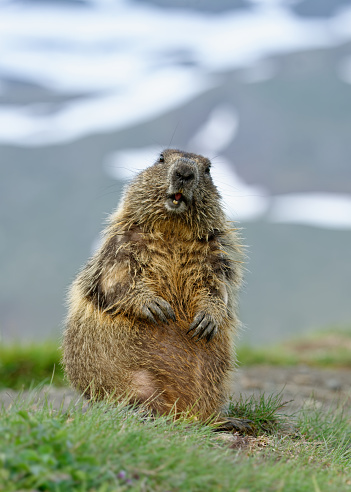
[159,153,165,163]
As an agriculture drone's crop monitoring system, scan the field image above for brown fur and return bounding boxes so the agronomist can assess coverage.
[62,149,244,420]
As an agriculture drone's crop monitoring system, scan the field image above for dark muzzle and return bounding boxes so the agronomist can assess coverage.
[171,158,198,190]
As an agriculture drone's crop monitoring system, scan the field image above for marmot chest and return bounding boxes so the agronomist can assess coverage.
[142,239,218,302]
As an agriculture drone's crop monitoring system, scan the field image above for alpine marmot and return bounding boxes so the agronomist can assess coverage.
[63,149,244,425]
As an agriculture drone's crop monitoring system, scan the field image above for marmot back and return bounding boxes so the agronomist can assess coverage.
[63,149,244,421]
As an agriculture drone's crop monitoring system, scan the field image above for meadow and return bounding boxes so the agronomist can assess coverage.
[0,328,350,491]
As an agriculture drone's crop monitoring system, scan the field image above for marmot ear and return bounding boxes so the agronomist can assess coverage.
[159,153,165,163]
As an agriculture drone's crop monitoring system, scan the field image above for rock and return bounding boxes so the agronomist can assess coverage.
[325,378,342,391]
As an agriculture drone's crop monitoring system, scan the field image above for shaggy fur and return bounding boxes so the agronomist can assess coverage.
[62,149,244,420]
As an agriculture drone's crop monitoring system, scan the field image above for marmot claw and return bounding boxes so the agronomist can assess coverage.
[187,312,218,342]
[141,297,176,324]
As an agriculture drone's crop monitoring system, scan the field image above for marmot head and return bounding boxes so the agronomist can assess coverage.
[116,149,227,237]
[163,150,213,214]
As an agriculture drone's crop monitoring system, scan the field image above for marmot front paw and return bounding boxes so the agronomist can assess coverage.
[140,297,176,324]
[187,312,218,342]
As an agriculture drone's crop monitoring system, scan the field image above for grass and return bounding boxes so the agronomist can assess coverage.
[0,326,350,390]
[0,341,64,389]
[0,390,350,491]
[1,329,351,491]
[226,391,294,435]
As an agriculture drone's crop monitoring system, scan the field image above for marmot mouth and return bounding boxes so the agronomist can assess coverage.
[165,192,188,212]
[172,192,183,206]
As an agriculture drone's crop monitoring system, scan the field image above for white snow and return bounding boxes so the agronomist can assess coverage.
[269,193,351,229]
[0,0,350,145]
[188,105,239,155]
[104,146,162,181]
[0,69,211,145]
[1,0,351,229]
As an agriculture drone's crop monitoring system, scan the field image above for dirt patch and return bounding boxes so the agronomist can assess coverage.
[235,365,351,414]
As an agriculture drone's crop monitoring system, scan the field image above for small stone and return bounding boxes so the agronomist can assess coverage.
[326,378,342,391]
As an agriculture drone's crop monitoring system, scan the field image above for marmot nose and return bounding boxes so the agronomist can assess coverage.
[174,159,196,184]
[175,169,195,183]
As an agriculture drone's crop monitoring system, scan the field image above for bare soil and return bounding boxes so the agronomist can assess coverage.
[235,364,351,414]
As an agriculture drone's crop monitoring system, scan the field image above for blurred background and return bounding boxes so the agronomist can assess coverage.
[1,0,351,345]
